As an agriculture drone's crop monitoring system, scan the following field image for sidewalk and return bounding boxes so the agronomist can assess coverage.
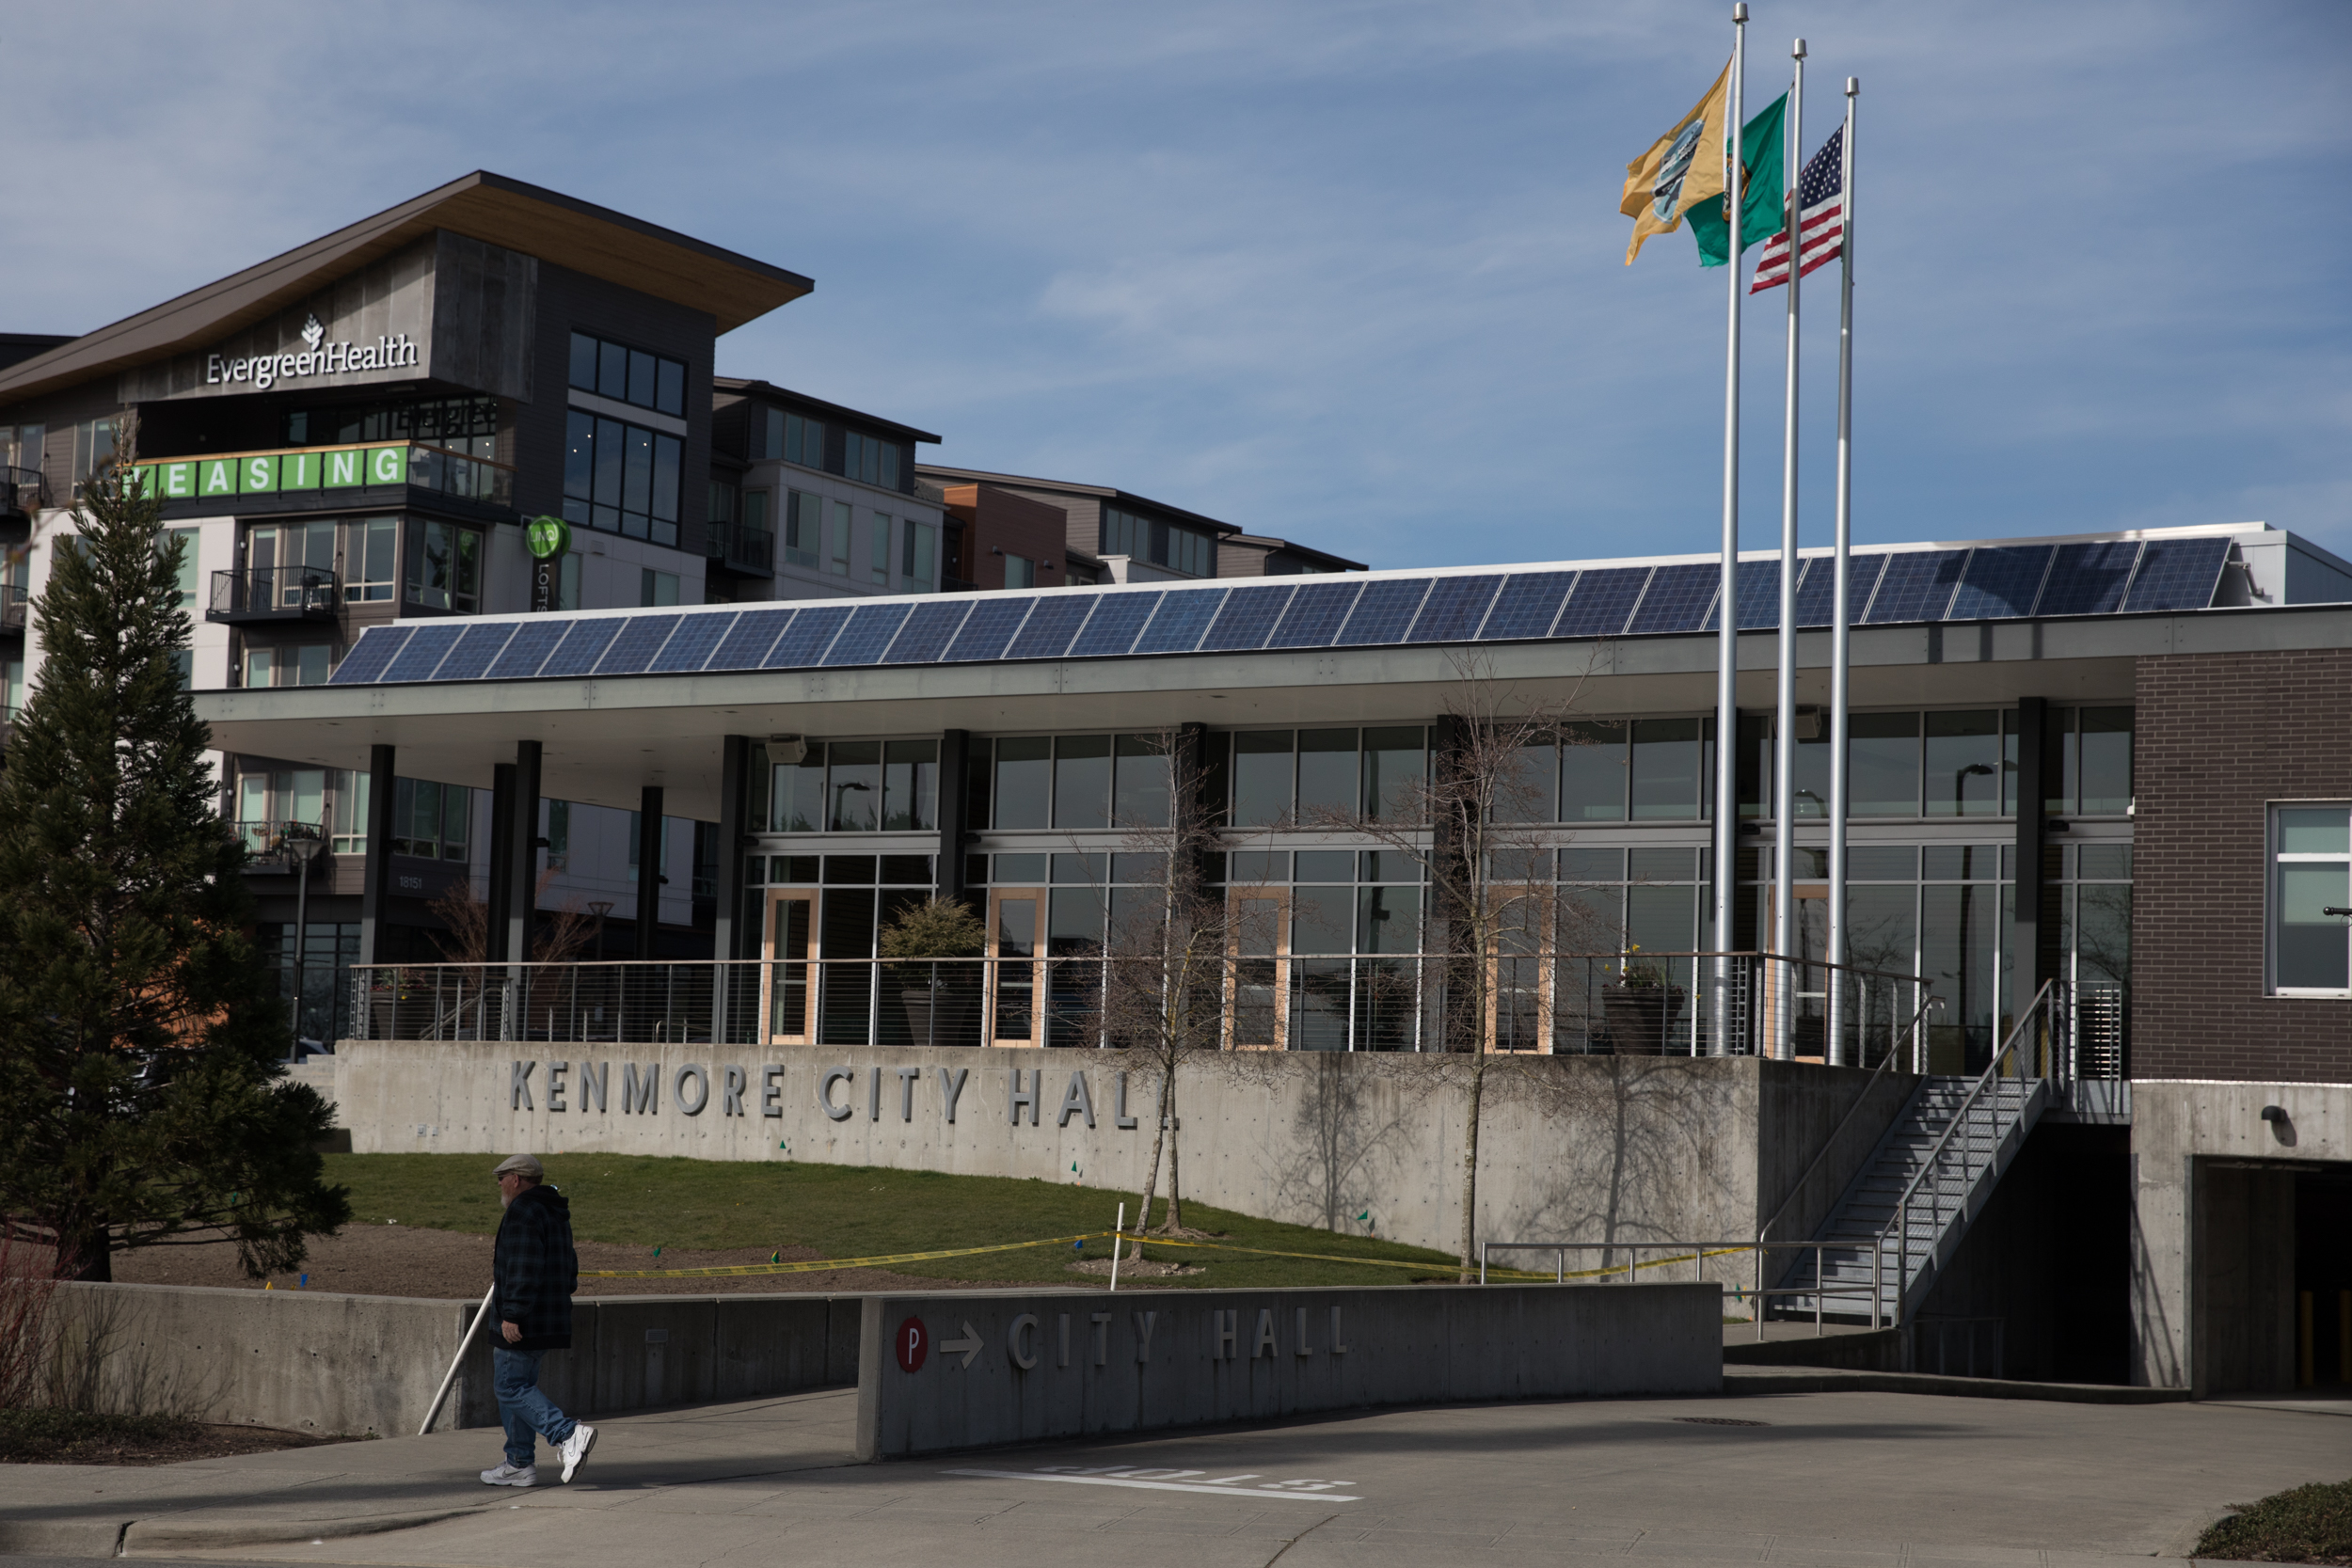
[0,1385,2338,1567]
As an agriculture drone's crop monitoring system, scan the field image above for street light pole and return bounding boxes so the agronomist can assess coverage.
[285,819,328,1048]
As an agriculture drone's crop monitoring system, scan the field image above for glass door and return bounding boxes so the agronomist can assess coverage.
[762,887,818,1044]
[987,888,1043,1045]
[1226,888,1290,1050]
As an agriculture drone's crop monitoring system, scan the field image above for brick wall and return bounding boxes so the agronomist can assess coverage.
[2135,648,2352,1083]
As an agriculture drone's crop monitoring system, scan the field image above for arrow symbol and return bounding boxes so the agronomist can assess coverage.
[941,1322,982,1369]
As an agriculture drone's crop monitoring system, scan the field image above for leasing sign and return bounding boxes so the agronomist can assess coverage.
[130,444,411,500]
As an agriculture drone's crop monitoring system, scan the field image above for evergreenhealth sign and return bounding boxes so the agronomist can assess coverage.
[202,314,420,391]
[130,445,410,500]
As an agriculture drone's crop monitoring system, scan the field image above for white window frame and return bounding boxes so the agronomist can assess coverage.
[2269,800,2352,997]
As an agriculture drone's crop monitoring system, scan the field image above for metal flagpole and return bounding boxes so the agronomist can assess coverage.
[1713,2,1747,1057]
[1827,77,1859,1065]
[1772,40,1805,1061]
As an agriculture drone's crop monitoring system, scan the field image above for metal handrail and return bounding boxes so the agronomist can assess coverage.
[1477,1238,1882,1338]
[1755,987,1944,1251]
[1869,977,2068,1325]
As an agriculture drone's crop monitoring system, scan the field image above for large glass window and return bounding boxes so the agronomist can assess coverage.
[992,737,1051,830]
[329,768,370,855]
[1232,731,1295,827]
[825,741,881,832]
[2273,805,2350,994]
[783,490,821,569]
[1850,712,1923,817]
[843,431,902,490]
[1113,734,1169,827]
[901,520,936,593]
[829,500,852,575]
[390,779,469,861]
[882,740,939,831]
[1053,736,1111,829]
[1360,727,1426,820]
[870,515,892,585]
[71,418,116,494]
[343,516,398,603]
[1924,710,2003,817]
[1101,505,1216,578]
[406,520,482,612]
[562,408,681,546]
[569,330,687,419]
[1629,718,1703,820]
[761,408,826,467]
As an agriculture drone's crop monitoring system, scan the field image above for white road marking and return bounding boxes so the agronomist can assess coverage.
[941,1466,1360,1502]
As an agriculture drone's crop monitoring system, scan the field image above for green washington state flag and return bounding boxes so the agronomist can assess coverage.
[1689,92,1788,267]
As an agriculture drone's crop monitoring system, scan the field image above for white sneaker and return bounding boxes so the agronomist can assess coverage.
[558,1423,596,1483]
[480,1462,536,1487]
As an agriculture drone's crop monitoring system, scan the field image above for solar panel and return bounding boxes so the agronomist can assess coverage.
[1200,584,1297,652]
[1792,553,1886,627]
[1406,576,1503,642]
[1005,594,1097,659]
[479,619,563,680]
[2121,536,2230,612]
[707,608,795,671]
[1266,579,1364,648]
[328,625,411,684]
[2035,541,2141,616]
[882,600,971,664]
[1864,550,1967,624]
[765,605,853,667]
[1133,588,1227,654]
[1554,567,1649,638]
[432,621,516,681]
[1066,592,1158,657]
[382,622,468,682]
[595,613,683,675]
[537,618,626,678]
[1476,572,1577,641]
[1720,558,1782,631]
[651,610,738,673]
[1626,562,1718,635]
[1334,578,1432,644]
[818,604,911,666]
[1946,546,2053,620]
[943,596,1033,661]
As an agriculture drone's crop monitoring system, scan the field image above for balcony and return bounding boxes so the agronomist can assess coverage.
[233,819,329,874]
[1,466,43,517]
[705,521,774,577]
[209,565,339,625]
[1,584,24,633]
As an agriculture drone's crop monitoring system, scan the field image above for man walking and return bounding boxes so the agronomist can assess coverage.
[479,1153,596,1487]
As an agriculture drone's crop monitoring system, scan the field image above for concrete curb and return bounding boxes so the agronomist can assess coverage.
[120,1504,489,1553]
[1724,1366,2192,1404]
[0,1517,132,1559]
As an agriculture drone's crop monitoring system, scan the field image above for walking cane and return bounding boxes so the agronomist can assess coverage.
[419,1281,499,1437]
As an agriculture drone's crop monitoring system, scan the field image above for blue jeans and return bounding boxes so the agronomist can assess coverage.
[492,1346,576,1468]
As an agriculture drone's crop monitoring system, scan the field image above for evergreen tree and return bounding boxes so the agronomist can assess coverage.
[0,445,349,1281]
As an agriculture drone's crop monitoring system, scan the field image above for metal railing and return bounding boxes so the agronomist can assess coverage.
[2076,984,2125,1080]
[1,465,43,515]
[209,564,338,622]
[231,818,328,871]
[705,521,775,576]
[1475,1239,1883,1336]
[346,949,1935,1054]
[0,583,23,632]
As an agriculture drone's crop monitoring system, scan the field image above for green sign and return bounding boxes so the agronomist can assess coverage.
[525,515,571,560]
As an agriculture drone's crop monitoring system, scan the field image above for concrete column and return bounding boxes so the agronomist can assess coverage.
[357,743,397,966]
[2012,695,2049,1022]
[634,785,664,959]
[711,735,751,1041]
[935,729,970,909]
[485,763,516,963]
[506,741,542,966]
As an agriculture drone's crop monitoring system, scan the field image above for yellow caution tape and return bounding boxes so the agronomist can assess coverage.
[581,1230,1116,1279]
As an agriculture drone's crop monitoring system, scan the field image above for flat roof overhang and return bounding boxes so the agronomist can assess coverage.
[196,603,2352,822]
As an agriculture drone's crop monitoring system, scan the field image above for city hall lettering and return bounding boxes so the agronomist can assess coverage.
[508,1060,1149,1131]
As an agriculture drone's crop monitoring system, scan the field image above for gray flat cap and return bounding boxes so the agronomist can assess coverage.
[492,1153,544,1180]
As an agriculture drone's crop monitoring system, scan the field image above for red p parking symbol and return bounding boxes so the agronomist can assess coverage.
[895,1315,929,1373]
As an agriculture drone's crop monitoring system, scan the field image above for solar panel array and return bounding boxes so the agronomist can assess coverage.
[328,535,2236,687]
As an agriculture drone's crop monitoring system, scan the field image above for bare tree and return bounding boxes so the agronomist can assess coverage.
[1305,651,1599,1281]
[1097,727,1230,1240]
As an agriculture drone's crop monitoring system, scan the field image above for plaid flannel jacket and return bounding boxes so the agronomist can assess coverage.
[493,1184,579,1351]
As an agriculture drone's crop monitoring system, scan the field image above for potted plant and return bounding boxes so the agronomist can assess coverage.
[880,896,988,1047]
[1601,947,1686,1055]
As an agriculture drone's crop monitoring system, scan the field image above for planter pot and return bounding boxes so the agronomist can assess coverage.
[901,988,979,1048]
[1602,984,1687,1055]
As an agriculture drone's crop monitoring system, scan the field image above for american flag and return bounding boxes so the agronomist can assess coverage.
[1750,132,1846,293]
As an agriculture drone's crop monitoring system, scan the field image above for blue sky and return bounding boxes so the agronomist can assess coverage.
[9,2,2346,569]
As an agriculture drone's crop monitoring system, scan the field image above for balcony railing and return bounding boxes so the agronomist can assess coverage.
[347,950,1941,1057]
[0,583,24,633]
[704,521,774,577]
[1,466,43,516]
[131,443,514,512]
[209,565,339,624]
[233,818,328,873]
[942,575,980,594]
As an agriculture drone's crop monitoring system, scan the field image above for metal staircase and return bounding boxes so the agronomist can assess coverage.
[1772,981,2071,1325]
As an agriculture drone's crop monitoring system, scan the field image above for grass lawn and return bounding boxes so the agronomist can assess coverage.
[325,1153,1469,1289]
[2195,1478,2352,1565]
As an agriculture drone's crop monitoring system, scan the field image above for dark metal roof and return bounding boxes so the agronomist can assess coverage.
[915,464,1244,538]
[711,378,941,445]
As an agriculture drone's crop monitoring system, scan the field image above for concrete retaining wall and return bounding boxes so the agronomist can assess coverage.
[45,1283,857,1436]
[333,1042,1901,1270]
[854,1282,1722,1459]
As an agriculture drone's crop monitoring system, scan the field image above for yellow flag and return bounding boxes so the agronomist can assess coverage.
[1620,64,1731,264]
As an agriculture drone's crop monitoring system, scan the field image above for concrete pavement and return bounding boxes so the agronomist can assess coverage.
[3,1382,2344,1567]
